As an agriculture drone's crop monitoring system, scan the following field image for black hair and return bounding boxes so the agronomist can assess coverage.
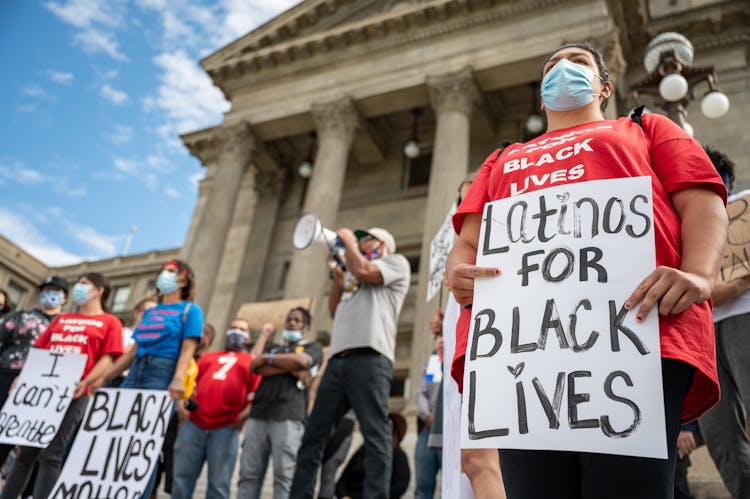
[705,146,735,191]
[80,272,112,313]
[289,307,312,327]
[0,289,13,315]
[542,42,611,113]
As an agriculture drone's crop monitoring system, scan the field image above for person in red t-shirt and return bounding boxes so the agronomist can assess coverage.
[445,42,727,499]
[170,321,261,499]
[0,272,123,499]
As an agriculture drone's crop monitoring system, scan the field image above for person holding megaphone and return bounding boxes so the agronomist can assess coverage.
[289,225,411,499]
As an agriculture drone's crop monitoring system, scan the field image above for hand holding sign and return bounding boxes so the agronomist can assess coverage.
[625,266,713,321]
[447,263,500,306]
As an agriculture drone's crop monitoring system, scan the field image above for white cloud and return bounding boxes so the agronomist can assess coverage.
[114,157,139,174]
[48,70,74,84]
[76,29,128,61]
[22,85,55,102]
[109,125,133,144]
[100,83,128,104]
[146,50,229,135]
[0,207,83,266]
[189,170,205,192]
[15,167,52,184]
[165,187,181,198]
[112,156,163,191]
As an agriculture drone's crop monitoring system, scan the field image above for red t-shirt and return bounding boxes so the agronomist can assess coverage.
[35,312,124,379]
[452,113,726,423]
[190,351,261,430]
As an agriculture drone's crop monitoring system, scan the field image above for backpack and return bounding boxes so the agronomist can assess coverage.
[181,303,199,399]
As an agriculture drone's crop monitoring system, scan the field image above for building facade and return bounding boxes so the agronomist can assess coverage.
[2,0,748,407]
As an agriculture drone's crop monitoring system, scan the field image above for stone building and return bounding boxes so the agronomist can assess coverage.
[1,0,748,408]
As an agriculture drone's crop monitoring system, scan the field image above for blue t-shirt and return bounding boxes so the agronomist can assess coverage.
[133,301,203,359]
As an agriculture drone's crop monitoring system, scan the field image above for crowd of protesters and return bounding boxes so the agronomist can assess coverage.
[0,40,746,499]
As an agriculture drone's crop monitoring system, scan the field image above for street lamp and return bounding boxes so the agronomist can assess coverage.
[630,32,729,131]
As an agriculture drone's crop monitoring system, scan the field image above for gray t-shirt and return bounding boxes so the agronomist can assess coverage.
[329,254,411,362]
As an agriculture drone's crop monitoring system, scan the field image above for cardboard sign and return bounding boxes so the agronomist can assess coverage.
[427,206,456,302]
[0,348,86,447]
[719,190,750,283]
[461,177,666,459]
[48,389,173,499]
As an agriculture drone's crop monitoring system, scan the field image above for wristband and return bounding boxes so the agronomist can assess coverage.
[268,353,274,365]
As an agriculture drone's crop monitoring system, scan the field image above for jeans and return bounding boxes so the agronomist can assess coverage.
[0,396,88,499]
[238,418,305,499]
[121,355,177,498]
[498,359,694,499]
[290,350,393,499]
[171,419,239,499]
[415,427,442,499]
[698,314,750,498]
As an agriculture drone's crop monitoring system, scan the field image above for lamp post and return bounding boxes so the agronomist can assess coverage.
[630,32,729,134]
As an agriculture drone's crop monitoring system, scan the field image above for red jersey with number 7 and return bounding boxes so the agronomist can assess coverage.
[190,351,261,430]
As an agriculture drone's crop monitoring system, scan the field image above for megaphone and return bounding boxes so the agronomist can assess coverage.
[292,212,340,250]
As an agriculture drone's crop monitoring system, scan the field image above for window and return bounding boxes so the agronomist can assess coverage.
[406,255,420,274]
[5,280,27,308]
[402,150,433,189]
[110,285,131,313]
[279,261,291,290]
[390,369,409,398]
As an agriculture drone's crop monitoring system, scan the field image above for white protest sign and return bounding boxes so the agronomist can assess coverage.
[0,348,86,447]
[461,177,666,459]
[48,389,173,499]
[427,206,456,302]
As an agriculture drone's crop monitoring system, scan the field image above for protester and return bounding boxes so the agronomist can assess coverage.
[318,410,357,499]
[0,276,69,468]
[171,325,262,499]
[0,273,123,499]
[674,423,701,499]
[698,147,750,497]
[238,308,323,499]
[121,258,204,499]
[335,412,411,499]
[415,338,442,499]
[290,227,411,499]
[0,289,12,319]
[446,42,727,498]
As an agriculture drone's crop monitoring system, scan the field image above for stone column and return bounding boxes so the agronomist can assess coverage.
[181,171,214,261]
[409,68,479,402]
[187,122,255,309]
[284,97,359,307]
[206,163,278,338]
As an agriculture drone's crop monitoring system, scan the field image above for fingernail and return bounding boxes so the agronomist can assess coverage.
[624,302,631,310]
[636,315,643,322]
[495,269,500,275]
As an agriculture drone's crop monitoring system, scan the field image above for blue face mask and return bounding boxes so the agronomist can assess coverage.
[225,330,248,350]
[39,290,64,309]
[72,283,91,305]
[156,270,180,295]
[541,59,602,112]
[282,329,303,343]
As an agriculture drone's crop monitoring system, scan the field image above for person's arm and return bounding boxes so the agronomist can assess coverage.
[249,323,274,358]
[416,366,431,425]
[168,337,199,400]
[329,264,345,319]
[231,401,252,430]
[74,354,114,398]
[626,188,728,319]
[712,274,750,307]
[89,342,137,392]
[251,352,311,376]
[445,213,501,306]
[337,228,384,284]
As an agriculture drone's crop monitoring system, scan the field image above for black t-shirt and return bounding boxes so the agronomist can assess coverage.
[249,340,324,422]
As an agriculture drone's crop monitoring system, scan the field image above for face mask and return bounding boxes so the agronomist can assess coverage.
[39,290,64,309]
[282,329,303,343]
[72,283,92,305]
[541,59,602,112]
[225,329,248,350]
[363,247,381,261]
[156,270,180,295]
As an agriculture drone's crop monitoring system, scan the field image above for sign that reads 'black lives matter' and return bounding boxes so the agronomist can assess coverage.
[461,177,667,459]
[0,348,86,447]
[48,389,173,499]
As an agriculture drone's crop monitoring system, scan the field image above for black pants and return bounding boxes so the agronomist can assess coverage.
[498,359,694,499]
[0,370,18,470]
[290,349,393,499]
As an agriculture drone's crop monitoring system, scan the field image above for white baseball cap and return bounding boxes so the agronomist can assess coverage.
[354,227,396,253]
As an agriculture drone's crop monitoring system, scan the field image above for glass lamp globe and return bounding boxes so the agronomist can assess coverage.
[701,91,730,119]
[525,114,545,134]
[298,160,313,179]
[403,140,420,159]
[682,122,694,138]
[659,74,689,102]
[643,33,694,73]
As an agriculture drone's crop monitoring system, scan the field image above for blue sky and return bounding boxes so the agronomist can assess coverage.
[0,0,297,266]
